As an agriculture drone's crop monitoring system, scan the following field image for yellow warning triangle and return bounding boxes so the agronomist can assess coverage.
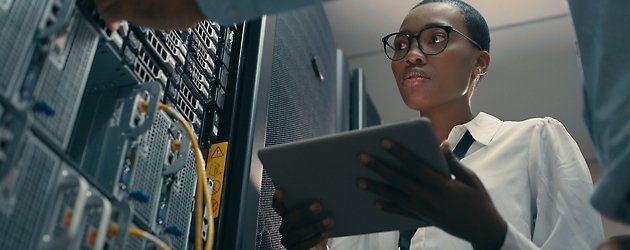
[211,147,224,158]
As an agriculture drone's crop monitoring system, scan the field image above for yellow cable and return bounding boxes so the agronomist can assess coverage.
[108,224,172,250]
[156,102,214,250]
[195,175,203,250]
[129,227,172,250]
[107,223,120,239]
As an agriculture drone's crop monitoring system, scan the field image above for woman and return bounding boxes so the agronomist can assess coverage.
[273,1,604,249]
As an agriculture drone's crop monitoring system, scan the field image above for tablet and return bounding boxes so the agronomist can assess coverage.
[257,117,449,238]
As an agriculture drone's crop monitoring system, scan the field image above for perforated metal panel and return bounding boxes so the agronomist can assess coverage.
[0,104,26,181]
[163,147,197,250]
[0,0,50,98]
[257,5,338,250]
[79,207,104,250]
[0,132,61,250]
[52,186,80,239]
[123,232,146,250]
[33,14,99,149]
[129,110,171,228]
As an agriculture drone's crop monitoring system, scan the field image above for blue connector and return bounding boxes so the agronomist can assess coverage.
[165,226,184,236]
[32,100,56,116]
[129,191,150,203]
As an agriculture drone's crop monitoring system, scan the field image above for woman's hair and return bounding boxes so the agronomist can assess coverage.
[412,0,490,53]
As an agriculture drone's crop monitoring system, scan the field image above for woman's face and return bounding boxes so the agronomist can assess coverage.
[391,3,485,112]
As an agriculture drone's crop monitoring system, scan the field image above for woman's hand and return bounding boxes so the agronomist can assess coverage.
[357,139,507,250]
[272,189,334,250]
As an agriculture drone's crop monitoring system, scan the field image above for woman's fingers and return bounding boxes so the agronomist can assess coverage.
[274,190,333,249]
[440,142,478,187]
[357,153,406,188]
[274,199,332,250]
[357,178,429,212]
[381,139,446,189]
[272,189,288,216]
[279,202,323,234]
[281,216,334,247]
[357,150,442,194]
[285,231,329,250]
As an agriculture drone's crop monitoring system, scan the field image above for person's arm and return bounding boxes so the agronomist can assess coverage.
[196,0,330,25]
[567,0,630,225]
[501,118,604,249]
[93,0,206,31]
[93,0,331,31]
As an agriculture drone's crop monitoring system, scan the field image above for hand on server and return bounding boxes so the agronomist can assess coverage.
[272,189,333,250]
[93,0,206,31]
[596,235,630,250]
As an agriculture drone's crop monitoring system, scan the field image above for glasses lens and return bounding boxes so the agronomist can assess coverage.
[384,33,409,60]
[419,27,449,55]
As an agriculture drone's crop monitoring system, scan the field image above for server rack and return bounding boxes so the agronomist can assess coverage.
[0,0,245,248]
[214,4,345,249]
[0,1,376,249]
[351,68,382,130]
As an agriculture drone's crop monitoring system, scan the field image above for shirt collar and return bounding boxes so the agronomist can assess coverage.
[447,112,503,147]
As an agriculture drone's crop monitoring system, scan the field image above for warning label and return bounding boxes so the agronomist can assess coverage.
[206,142,227,218]
[208,162,222,177]
[212,180,221,195]
[210,147,224,158]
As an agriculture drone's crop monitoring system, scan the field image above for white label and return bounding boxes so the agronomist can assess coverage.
[109,98,124,127]
[212,126,218,137]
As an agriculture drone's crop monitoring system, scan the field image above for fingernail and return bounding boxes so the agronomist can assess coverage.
[357,153,370,164]
[381,139,393,149]
[310,203,321,213]
[374,201,383,210]
[357,179,367,189]
[322,218,331,226]
[274,189,283,198]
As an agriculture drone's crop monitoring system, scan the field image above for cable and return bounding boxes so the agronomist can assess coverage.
[139,101,214,249]
[108,224,172,250]
[129,227,172,250]
[154,102,214,250]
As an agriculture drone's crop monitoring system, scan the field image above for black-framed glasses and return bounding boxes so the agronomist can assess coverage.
[382,25,483,61]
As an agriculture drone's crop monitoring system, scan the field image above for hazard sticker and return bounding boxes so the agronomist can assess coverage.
[206,142,227,218]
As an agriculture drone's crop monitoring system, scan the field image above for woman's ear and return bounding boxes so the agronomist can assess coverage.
[476,51,490,75]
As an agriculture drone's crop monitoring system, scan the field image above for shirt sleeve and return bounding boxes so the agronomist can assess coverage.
[328,231,398,250]
[500,222,540,250]
[568,0,630,224]
[500,117,603,249]
[195,0,330,25]
[328,235,364,250]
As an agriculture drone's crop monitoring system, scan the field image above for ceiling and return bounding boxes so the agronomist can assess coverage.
[321,0,597,161]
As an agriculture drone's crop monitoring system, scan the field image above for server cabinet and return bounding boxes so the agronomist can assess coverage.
[215,4,341,249]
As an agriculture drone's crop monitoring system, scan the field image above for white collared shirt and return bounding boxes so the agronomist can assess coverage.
[329,112,604,250]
